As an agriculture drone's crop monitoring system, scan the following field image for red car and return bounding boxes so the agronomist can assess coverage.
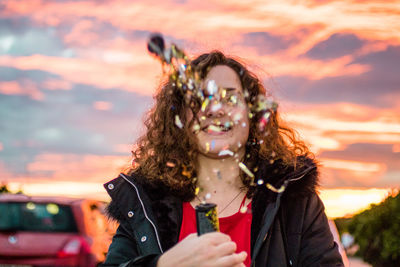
[0,194,116,267]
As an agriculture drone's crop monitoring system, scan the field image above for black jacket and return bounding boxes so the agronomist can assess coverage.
[101,158,344,267]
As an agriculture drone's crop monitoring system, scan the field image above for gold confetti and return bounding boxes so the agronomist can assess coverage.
[221,88,226,98]
[201,98,209,112]
[266,183,286,193]
[238,162,254,178]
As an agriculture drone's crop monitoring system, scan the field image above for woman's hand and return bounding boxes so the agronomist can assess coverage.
[157,232,247,267]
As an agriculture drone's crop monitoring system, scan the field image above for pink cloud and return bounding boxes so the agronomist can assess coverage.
[93,101,113,111]
[2,0,400,47]
[0,80,43,100]
[0,54,160,96]
[3,0,399,93]
[26,153,131,182]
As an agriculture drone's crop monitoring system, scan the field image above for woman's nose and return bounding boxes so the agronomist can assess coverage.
[206,101,225,118]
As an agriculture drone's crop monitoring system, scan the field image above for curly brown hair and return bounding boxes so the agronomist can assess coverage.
[128,51,312,201]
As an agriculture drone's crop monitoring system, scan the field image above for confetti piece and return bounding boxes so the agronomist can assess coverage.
[195,187,200,195]
[229,95,238,105]
[266,183,286,193]
[201,98,209,112]
[240,206,248,213]
[221,88,226,98]
[205,142,210,152]
[206,80,218,95]
[175,115,183,128]
[205,193,211,199]
[218,149,234,156]
[182,165,191,178]
[211,140,216,149]
[166,162,175,167]
[257,179,264,185]
[217,170,222,180]
[238,162,254,178]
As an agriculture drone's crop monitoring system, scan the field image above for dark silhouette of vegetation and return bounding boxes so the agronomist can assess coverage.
[336,191,400,267]
[0,183,11,193]
[0,183,23,194]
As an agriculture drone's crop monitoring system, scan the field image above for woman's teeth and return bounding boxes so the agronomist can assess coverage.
[204,124,232,133]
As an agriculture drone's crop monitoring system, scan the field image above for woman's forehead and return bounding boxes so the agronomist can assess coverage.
[204,65,242,91]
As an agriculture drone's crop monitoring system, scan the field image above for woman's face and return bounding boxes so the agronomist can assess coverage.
[193,65,250,158]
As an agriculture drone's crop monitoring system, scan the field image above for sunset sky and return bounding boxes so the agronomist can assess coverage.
[0,0,399,218]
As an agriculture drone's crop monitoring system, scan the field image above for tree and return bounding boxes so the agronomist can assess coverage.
[347,191,400,267]
[0,183,11,193]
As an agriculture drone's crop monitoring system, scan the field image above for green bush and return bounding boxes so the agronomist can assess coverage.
[348,191,400,267]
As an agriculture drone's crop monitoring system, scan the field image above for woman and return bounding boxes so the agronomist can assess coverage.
[101,51,344,267]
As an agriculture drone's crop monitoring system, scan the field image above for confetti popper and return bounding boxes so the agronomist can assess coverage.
[195,203,220,235]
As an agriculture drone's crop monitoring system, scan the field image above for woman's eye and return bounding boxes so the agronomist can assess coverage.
[227,95,238,104]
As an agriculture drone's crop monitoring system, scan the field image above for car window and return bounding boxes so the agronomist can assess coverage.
[0,202,78,233]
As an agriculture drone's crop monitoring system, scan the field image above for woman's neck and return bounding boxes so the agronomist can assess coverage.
[193,153,248,216]
[196,154,243,194]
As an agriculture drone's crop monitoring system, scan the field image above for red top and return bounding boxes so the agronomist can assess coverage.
[179,197,252,267]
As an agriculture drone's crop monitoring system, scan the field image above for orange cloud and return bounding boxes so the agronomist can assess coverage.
[319,188,393,218]
[281,102,400,153]
[2,0,400,50]
[6,180,109,201]
[321,158,386,173]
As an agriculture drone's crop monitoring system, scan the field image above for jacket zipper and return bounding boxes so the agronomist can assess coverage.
[120,173,164,253]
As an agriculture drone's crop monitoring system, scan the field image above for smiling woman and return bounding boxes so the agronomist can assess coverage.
[100,47,344,267]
